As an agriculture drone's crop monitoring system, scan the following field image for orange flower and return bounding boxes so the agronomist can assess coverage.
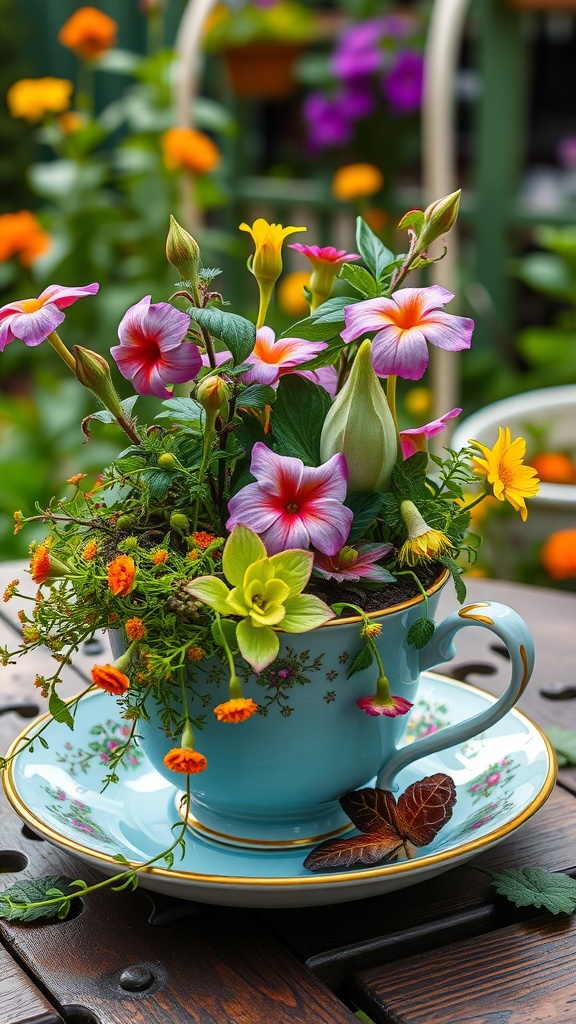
[541,529,576,581]
[363,207,389,233]
[3,579,19,602]
[82,539,98,561]
[91,663,130,695]
[277,271,310,317]
[213,698,258,723]
[152,549,168,564]
[67,473,87,486]
[186,646,205,661]
[163,747,207,773]
[332,163,384,202]
[107,555,136,596]
[30,544,68,585]
[7,78,73,122]
[160,127,220,176]
[13,511,24,534]
[0,211,51,266]
[125,617,146,641]
[191,531,215,549]
[58,111,85,134]
[58,7,117,60]
[531,453,576,485]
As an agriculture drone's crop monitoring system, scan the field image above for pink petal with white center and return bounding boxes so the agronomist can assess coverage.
[296,451,349,503]
[356,694,413,717]
[400,408,461,458]
[415,312,474,353]
[239,327,327,387]
[341,298,391,342]
[296,364,338,396]
[297,500,353,556]
[111,296,200,398]
[250,443,304,497]
[35,282,100,309]
[0,305,65,348]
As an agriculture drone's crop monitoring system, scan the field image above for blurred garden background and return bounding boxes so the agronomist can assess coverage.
[1,0,575,586]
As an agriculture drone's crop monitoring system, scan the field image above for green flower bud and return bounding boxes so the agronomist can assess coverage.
[158,452,178,470]
[196,375,230,418]
[166,215,201,285]
[72,346,125,419]
[417,190,461,252]
[320,340,398,493]
[116,514,133,531]
[170,512,190,534]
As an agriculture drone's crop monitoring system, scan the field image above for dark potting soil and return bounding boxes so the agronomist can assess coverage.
[308,561,446,617]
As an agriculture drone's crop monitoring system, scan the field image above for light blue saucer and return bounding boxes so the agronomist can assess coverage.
[3,673,556,908]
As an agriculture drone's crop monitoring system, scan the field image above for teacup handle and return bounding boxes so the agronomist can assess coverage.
[376,601,534,791]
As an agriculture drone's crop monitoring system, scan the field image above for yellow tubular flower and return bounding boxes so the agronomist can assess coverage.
[471,427,540,522]
[240,219,305,328]
[398,500,452,567]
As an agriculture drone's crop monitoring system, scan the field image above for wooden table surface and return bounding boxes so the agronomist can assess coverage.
[1,559,575,1024]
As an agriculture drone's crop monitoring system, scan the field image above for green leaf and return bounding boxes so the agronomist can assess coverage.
[356,217,395,279]
[211,617,239,653]
[490,867,576,914]
[282,296,353,341]
[398,209,425,233]
[238,384,277,410]
[347,644,374,678]
[345,492,386,543]
[440,555,467,604]
[545,727,576,767]
[189,307,256,365]
[271,376,332,465]
[155,397,202,425]
[339,263,381,298]
[0,875,80,922]
[407,618,436,649]
[48,691,74,729]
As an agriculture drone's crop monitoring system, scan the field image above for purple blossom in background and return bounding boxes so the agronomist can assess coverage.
[557,136,576,170]
[340,77,376,120]
[382,50,424,115]
[331,18,390,79]
[303,91,352,152]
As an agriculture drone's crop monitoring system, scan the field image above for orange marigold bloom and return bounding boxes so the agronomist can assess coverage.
[332,163,384,202]
[531,452,576,485]
[58,6,118,60]
[161,127,220,176]
[186,646,205,662]
[163,747,207,774]
[67,473,87,486]
[213,698,258,723]
[152,549,169,564]
[191,531,215,549]
[3,580,19,602]
[13,511,24,534]
[125,617,146,641]
[277,271,310,318]
[91,663,130,695]
[107,555,136,596]
[58,111,85,134]
[0,210,51,266]
[541,529,576,581]
[7,78,73,123]
[30,545,52,585]
[82,539,98,561]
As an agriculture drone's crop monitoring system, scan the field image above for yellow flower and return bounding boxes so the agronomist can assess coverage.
[7,78,73,123]
[277,271,310,317]
[332,163,384,202]
[471,427,540,522]
[161,127,220,175]
[404,387,432,419]
[0,210,51,266]
[240,219,305,285]
[398,500,452,566]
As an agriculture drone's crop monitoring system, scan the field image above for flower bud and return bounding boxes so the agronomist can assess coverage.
[73,346,125,419]
[158,452,178,470]
[417,190,461,252]
[170,512,190,534]
[196,375,230,418]
[116,514,133,531]
[166,215,201,285]
[320,340,398,492]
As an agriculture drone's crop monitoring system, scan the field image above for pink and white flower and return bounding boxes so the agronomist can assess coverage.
[400,407,462,458]
[111,295,201,399]
[201,335,337,395]
[341,285,474,380]
[313,542,393,583]
[289,243,361,311]
[0,283,99,350]
[240,326,328,388]
[356,693,413,717]
[226,442,353,556]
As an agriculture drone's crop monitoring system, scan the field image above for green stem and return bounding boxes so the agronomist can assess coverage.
[191,415,214,531]
[1,685,94,770]
[47,331,76,373]
[459,492,489,515]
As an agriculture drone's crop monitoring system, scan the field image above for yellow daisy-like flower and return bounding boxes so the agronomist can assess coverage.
[398,500,452,567]
[7,78,73,123]
[471,427,540,522]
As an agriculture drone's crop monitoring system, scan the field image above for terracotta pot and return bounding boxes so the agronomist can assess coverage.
[221,41,303,98]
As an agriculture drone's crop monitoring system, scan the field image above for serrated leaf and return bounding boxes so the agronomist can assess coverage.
[0,875,80,922]
[304,774,456,872]
[440,555,467,603]
[355,217,395,279]
[490,867,576,914]
[346,644,374,678]
[238,383,277,410]
[339,263,381,298]
[48,691,74,728]
[545,727,576,767]
[271,376,332,465]
[155,396,202,425]
[189,307,256,364]
[407,617,436,649]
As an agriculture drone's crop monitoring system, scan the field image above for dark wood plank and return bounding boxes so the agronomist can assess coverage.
[263,785,576,988]
[0,943,63,1024]
[351,913,576,1024]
